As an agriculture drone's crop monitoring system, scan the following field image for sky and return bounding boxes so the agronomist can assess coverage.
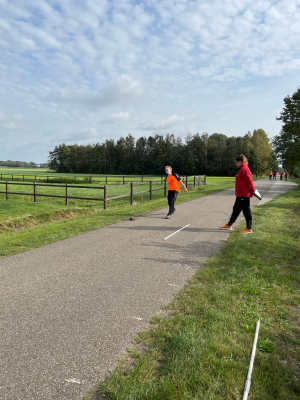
[1,0,300,163]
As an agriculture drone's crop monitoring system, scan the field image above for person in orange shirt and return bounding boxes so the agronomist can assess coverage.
[269,170,273,180]
[165,166,188,219]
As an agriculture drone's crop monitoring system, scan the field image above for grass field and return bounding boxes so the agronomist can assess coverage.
[0,177,236,258]
[0,167,162,184]
[85,180,300,400]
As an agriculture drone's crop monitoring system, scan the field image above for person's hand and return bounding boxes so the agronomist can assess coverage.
[185,188,188,193]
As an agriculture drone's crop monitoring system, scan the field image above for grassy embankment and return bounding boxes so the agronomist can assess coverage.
[0,176,235,258]
[84,180,300,400]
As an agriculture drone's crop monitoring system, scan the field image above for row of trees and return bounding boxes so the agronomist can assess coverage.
[273,86,300,177]
[48,129,276,176]
[0,160,48,168]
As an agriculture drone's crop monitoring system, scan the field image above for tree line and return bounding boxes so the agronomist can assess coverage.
[48,129,277,176]
[0,160,48,168]
[273,86,300,177]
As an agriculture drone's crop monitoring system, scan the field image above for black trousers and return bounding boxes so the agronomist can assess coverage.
[167,190,178,215]
[228,197,252,229]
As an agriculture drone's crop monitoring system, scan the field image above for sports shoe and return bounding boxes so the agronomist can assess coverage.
[240,228,253,234]
[165,215,171,219]
[172,208,176,214]
[219,224,232,230]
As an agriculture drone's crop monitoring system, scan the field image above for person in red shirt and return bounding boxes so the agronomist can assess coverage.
[164,166,188,219]
[219,154,255,234]
[280,171,284,180]
[285,170,288,181]
[273,169,277,180]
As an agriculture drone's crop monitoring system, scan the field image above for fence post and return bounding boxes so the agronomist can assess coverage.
[104,185,107,209]
[23,175,25,182]
[89,176,92,184]
[34,182,37,202]
[204,175,206,185]
[47,176,49,183]
[164,178,167,197]
[6,182,9,200]
[161,176,163,184]
[141,175,143,182]
[0,174,2,180]
[130,182,133,205]
[186,175,188,188]
[150,180,152,200]
[106,176,108,184]
[12,174,13,181]
[66,184,69,205]
[123,176,125,184]
[194,175,196,187]
[34,175,36,182]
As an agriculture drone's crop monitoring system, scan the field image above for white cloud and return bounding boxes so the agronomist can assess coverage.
[98,111,131,124]
[139,115,186,131]
[48,75,143,109]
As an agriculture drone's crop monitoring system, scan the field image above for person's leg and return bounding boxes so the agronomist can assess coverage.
[167,190,176,215]
[172,191,178,213]
[167,190,172,212]
[241,197,252,229]
[228,197,243,226]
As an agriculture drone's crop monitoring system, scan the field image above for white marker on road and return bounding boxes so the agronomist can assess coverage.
[163,224,190,241]
[65,378,81,384]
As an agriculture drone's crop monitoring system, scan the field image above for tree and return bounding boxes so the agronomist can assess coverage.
[273,87,300,176]
[251,129,273,174]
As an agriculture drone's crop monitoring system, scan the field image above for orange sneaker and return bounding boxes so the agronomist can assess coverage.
[219,224,232,230]
[240,228,253,234]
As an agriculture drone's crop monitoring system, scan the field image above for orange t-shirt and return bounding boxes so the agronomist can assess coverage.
[166,174,181,192]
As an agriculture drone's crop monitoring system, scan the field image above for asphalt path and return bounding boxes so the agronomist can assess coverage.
[0,178,297,399]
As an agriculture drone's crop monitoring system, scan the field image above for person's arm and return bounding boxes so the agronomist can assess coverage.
[180,180,188,193]
[242,167,255,195]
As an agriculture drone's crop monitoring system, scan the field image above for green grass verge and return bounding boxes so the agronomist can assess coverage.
[0,177,236,258]
[84,181,300,400]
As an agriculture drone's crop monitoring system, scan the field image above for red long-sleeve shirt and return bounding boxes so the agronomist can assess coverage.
[235,163,255,197]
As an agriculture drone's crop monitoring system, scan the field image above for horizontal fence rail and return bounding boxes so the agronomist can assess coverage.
[0,176,206,209]
[0,173,167,185]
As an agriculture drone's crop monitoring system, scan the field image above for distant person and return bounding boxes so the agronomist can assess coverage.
[280,171,284,180]
[164,166,188,219]
[273,170,277,180]
[219,154,255,234]
[285,170,288,181]
[269,170,273,180]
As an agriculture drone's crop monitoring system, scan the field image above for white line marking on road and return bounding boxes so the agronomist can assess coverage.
[65,378,81,384]
[168,284,179,287]
[163,224,190,241]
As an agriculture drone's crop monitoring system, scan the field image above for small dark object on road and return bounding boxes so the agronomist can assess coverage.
[129,216,135,221]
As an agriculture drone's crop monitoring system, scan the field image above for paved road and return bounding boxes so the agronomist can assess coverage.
[0,179,297,400]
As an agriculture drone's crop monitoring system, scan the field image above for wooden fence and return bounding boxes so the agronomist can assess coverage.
[0,173,165,184]
[0,176,206,209]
